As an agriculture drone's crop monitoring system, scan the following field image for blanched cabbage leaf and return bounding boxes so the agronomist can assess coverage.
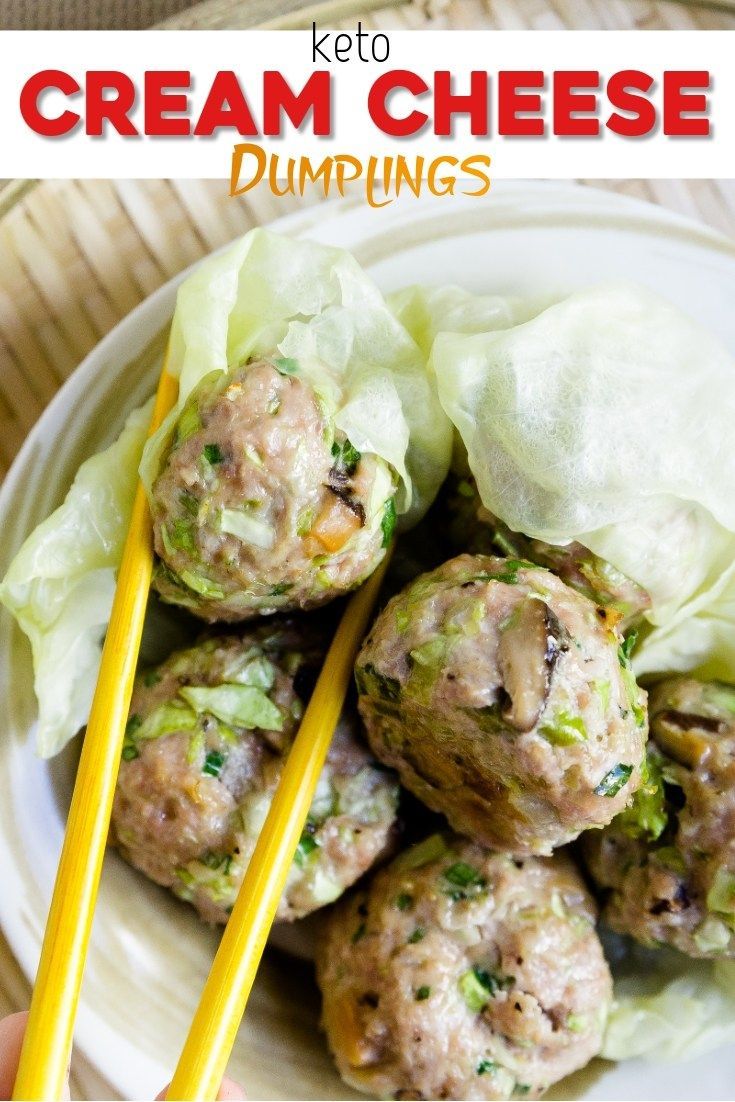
[432,281,735,679]
[602,935,735,1063]
[0,400,153,757]
[142,229,452,528]
[388,283,543,358]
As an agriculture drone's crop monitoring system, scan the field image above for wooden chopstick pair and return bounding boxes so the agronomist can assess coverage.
[12,348,390,1101]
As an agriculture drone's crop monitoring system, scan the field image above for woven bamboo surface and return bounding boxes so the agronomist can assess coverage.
[1,0,734,27]
[159,0,735,30]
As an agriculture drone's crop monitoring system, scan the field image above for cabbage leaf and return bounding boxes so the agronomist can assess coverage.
[602,935,735,1063]
[0,400,153,757]
[142,228,452,528]
[388,283,544,358]
[432,281,735,679]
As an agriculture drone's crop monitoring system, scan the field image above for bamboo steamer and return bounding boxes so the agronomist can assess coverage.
[1,6,735,1101]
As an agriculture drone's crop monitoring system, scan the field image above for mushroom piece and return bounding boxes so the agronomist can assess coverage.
[653,710,720,768]
[498,599,567,732]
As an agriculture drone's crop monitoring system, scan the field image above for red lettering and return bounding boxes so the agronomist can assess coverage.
[262,71,331,136]
[85,71,137,136]
[194,71,258,137]
[498,72,545,136]
[663,71,710,136]
[434,71,488,136]
[143,71,190,136]
[368,70,429,137]
[553,71,600,136]
[606,70,656,137]
[19,69,80,136]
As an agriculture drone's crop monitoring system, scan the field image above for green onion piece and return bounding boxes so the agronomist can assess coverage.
[407,928,425,944]
[459,970,491,1013]
[331,438,362,477]
[594,762,633,797]
[459,966,512,1013]
[201,852,231,872]
[396,893,413,911]
[444,862,483,888]
[203,443,224,464]
[203,750,226,778]
[415,985,431,1001]
[269,582,292,596]
[617,752,668,840]
[617,631,646,727]
[476,1060,497,1076]
[294,831,319,868]
[381,497,397,548]
[619,628,639,664]
[125,714,142,737]
[467,559,538,586]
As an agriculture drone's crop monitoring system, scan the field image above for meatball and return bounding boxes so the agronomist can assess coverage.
[356,554,647,854]
[316,833,611,1101]
[151,358,396,621]
[583,677,735,958]
[112,624,400,923]
[447,476,650,631]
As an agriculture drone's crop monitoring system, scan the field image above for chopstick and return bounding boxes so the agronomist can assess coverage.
[167,548,392,1101]
[13,358,179,1102]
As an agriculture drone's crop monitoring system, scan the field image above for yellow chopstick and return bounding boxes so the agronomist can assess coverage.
[13,360,179,1102]
[167,548,392,1101]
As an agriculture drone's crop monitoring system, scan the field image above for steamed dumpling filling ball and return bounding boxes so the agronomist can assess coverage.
[584,677,735,958]
[446,475,651,631]
[151,358,397,621]
[112,622,400,923]
[356,553,647,854]
[316,833,612,1101]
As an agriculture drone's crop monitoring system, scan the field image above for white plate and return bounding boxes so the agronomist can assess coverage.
[1,182,734,1102]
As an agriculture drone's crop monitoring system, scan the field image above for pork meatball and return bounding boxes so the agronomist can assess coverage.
[112,624,400,923]
[447,476,650,631]
[583,677,735,958]
[316,833,611,1101]
[151,358,396,621]
[356,554,647,854]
